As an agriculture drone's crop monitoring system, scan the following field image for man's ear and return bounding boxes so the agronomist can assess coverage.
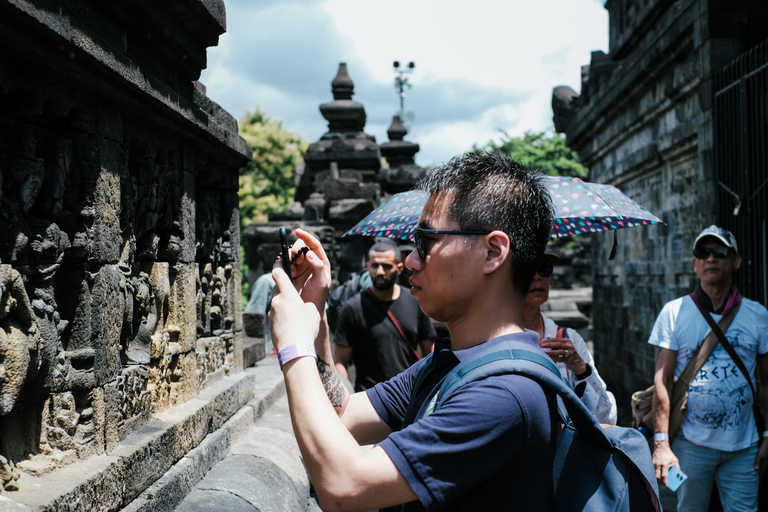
[396,261,404,274]
[482,231,511,275]
[733,253,742,271]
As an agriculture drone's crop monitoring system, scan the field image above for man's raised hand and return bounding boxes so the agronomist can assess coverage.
[284,229,331,316]
[269,259,321,355]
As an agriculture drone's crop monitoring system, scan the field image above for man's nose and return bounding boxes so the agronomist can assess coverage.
[404,249,421,272]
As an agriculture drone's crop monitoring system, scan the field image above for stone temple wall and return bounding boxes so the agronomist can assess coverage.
[0,0,249,491]
[554,0,768,423]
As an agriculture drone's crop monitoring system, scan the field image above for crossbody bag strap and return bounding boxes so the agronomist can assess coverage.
[688,293,763,433]
[363,288,421,360]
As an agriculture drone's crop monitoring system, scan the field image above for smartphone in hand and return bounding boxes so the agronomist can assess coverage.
[667,466,687,492]
[279,226,291,277]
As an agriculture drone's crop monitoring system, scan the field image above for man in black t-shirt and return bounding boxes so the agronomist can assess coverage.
[334,240,436,391]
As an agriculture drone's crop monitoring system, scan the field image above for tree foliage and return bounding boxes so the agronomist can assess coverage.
[238,109,308,231]
[475,129,588,178]
[238,109,308,308]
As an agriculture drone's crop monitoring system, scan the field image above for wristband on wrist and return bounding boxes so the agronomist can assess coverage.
[653,432,670,442]
[575,364,592,380]
[762,430,768,438]
[277,343,317,368]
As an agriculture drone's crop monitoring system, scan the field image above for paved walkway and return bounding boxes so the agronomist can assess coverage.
[172,388,321,512]
[120,357,321,512]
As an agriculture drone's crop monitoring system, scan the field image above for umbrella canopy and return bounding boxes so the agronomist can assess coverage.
[344,177,662,243]
[545,177,662,237]
[345,189,427,242]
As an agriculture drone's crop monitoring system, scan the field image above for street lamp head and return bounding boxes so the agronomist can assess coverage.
[393,61,400,68]
[408,61,415,69]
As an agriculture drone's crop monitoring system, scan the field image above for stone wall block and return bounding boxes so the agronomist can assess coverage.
[195,336,228,389]
[147,350,200,412]
[35,387,106,466]
[178,170,197,264]
[221,263,238,334]
[195,263,213,337]
[104,365,152,452]
[232,262,243,334]
[169,262,197,353]
[223,332,242,374]
[90,265,125,388]
[169,352,199,407]
[91,140,124,264]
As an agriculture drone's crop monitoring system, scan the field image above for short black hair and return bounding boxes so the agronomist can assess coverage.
[417,152,553,295]
[369,239,401,263]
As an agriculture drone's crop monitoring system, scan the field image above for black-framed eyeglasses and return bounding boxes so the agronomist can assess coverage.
[693,247,731,260]
[537,259,554,278]
[413,228,491,260]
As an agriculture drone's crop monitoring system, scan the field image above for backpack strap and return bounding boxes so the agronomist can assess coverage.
[435,346,565,410]
[411,352,435,395]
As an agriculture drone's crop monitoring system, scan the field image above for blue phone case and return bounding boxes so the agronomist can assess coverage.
[667,466,687,492]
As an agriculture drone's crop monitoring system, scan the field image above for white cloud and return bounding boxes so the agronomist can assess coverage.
[201,0,608,165]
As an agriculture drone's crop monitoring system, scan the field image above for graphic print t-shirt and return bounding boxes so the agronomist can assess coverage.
[648,296,768,450]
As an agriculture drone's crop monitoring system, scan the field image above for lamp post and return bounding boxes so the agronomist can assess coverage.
[393,61,415,113]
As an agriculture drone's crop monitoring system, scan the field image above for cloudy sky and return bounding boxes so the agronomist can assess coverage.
[200,0,608,167]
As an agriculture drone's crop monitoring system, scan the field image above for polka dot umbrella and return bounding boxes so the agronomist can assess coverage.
[544,176,662,238]
[344,178,663,253]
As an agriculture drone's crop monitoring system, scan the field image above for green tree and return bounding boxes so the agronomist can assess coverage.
[238,109,308,307]
[238,109,308,231]
[475,129,588,178]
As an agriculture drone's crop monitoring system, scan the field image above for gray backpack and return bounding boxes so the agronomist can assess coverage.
[414,339,662,511]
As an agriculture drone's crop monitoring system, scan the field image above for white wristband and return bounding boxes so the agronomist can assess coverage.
[762,430,768,438]
[277,343,317,368]
[653,433,670,442]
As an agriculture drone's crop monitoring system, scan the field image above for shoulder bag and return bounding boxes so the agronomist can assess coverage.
[631,297,741,438]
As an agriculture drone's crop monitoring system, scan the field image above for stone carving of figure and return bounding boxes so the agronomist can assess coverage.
[0,265,42,415]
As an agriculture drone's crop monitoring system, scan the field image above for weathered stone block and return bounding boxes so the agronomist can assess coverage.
[169,262,197,354]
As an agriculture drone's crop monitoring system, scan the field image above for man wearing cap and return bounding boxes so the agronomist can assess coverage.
[649,225,768,511]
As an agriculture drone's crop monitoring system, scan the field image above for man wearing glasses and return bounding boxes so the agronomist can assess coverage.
[649,225,768,511]
[268,152,558,511]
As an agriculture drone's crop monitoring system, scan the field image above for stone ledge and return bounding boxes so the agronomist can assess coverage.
[1,363,285,511]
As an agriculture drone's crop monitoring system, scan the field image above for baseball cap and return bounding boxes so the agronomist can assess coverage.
[693,225,738,254]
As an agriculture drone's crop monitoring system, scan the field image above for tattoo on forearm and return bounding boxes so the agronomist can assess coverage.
[317,358,346,408]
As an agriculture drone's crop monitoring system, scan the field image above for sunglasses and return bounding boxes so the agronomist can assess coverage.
[413,228,490,260]
[693,247,731,259]
[537,259,554,278]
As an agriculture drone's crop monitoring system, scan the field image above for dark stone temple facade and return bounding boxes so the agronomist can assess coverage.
[554,0,768,421]
[0,0,251,506]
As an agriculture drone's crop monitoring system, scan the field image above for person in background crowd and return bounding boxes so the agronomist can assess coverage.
[649,225,768,511]
[522,252,617,425]
[334,239,435,391]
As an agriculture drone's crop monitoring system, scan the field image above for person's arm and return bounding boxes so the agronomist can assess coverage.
[651,347,680,487]
[334,344,352,378]
[567,330,617,425]
[270,263,417,512]
[754,353,768,471]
